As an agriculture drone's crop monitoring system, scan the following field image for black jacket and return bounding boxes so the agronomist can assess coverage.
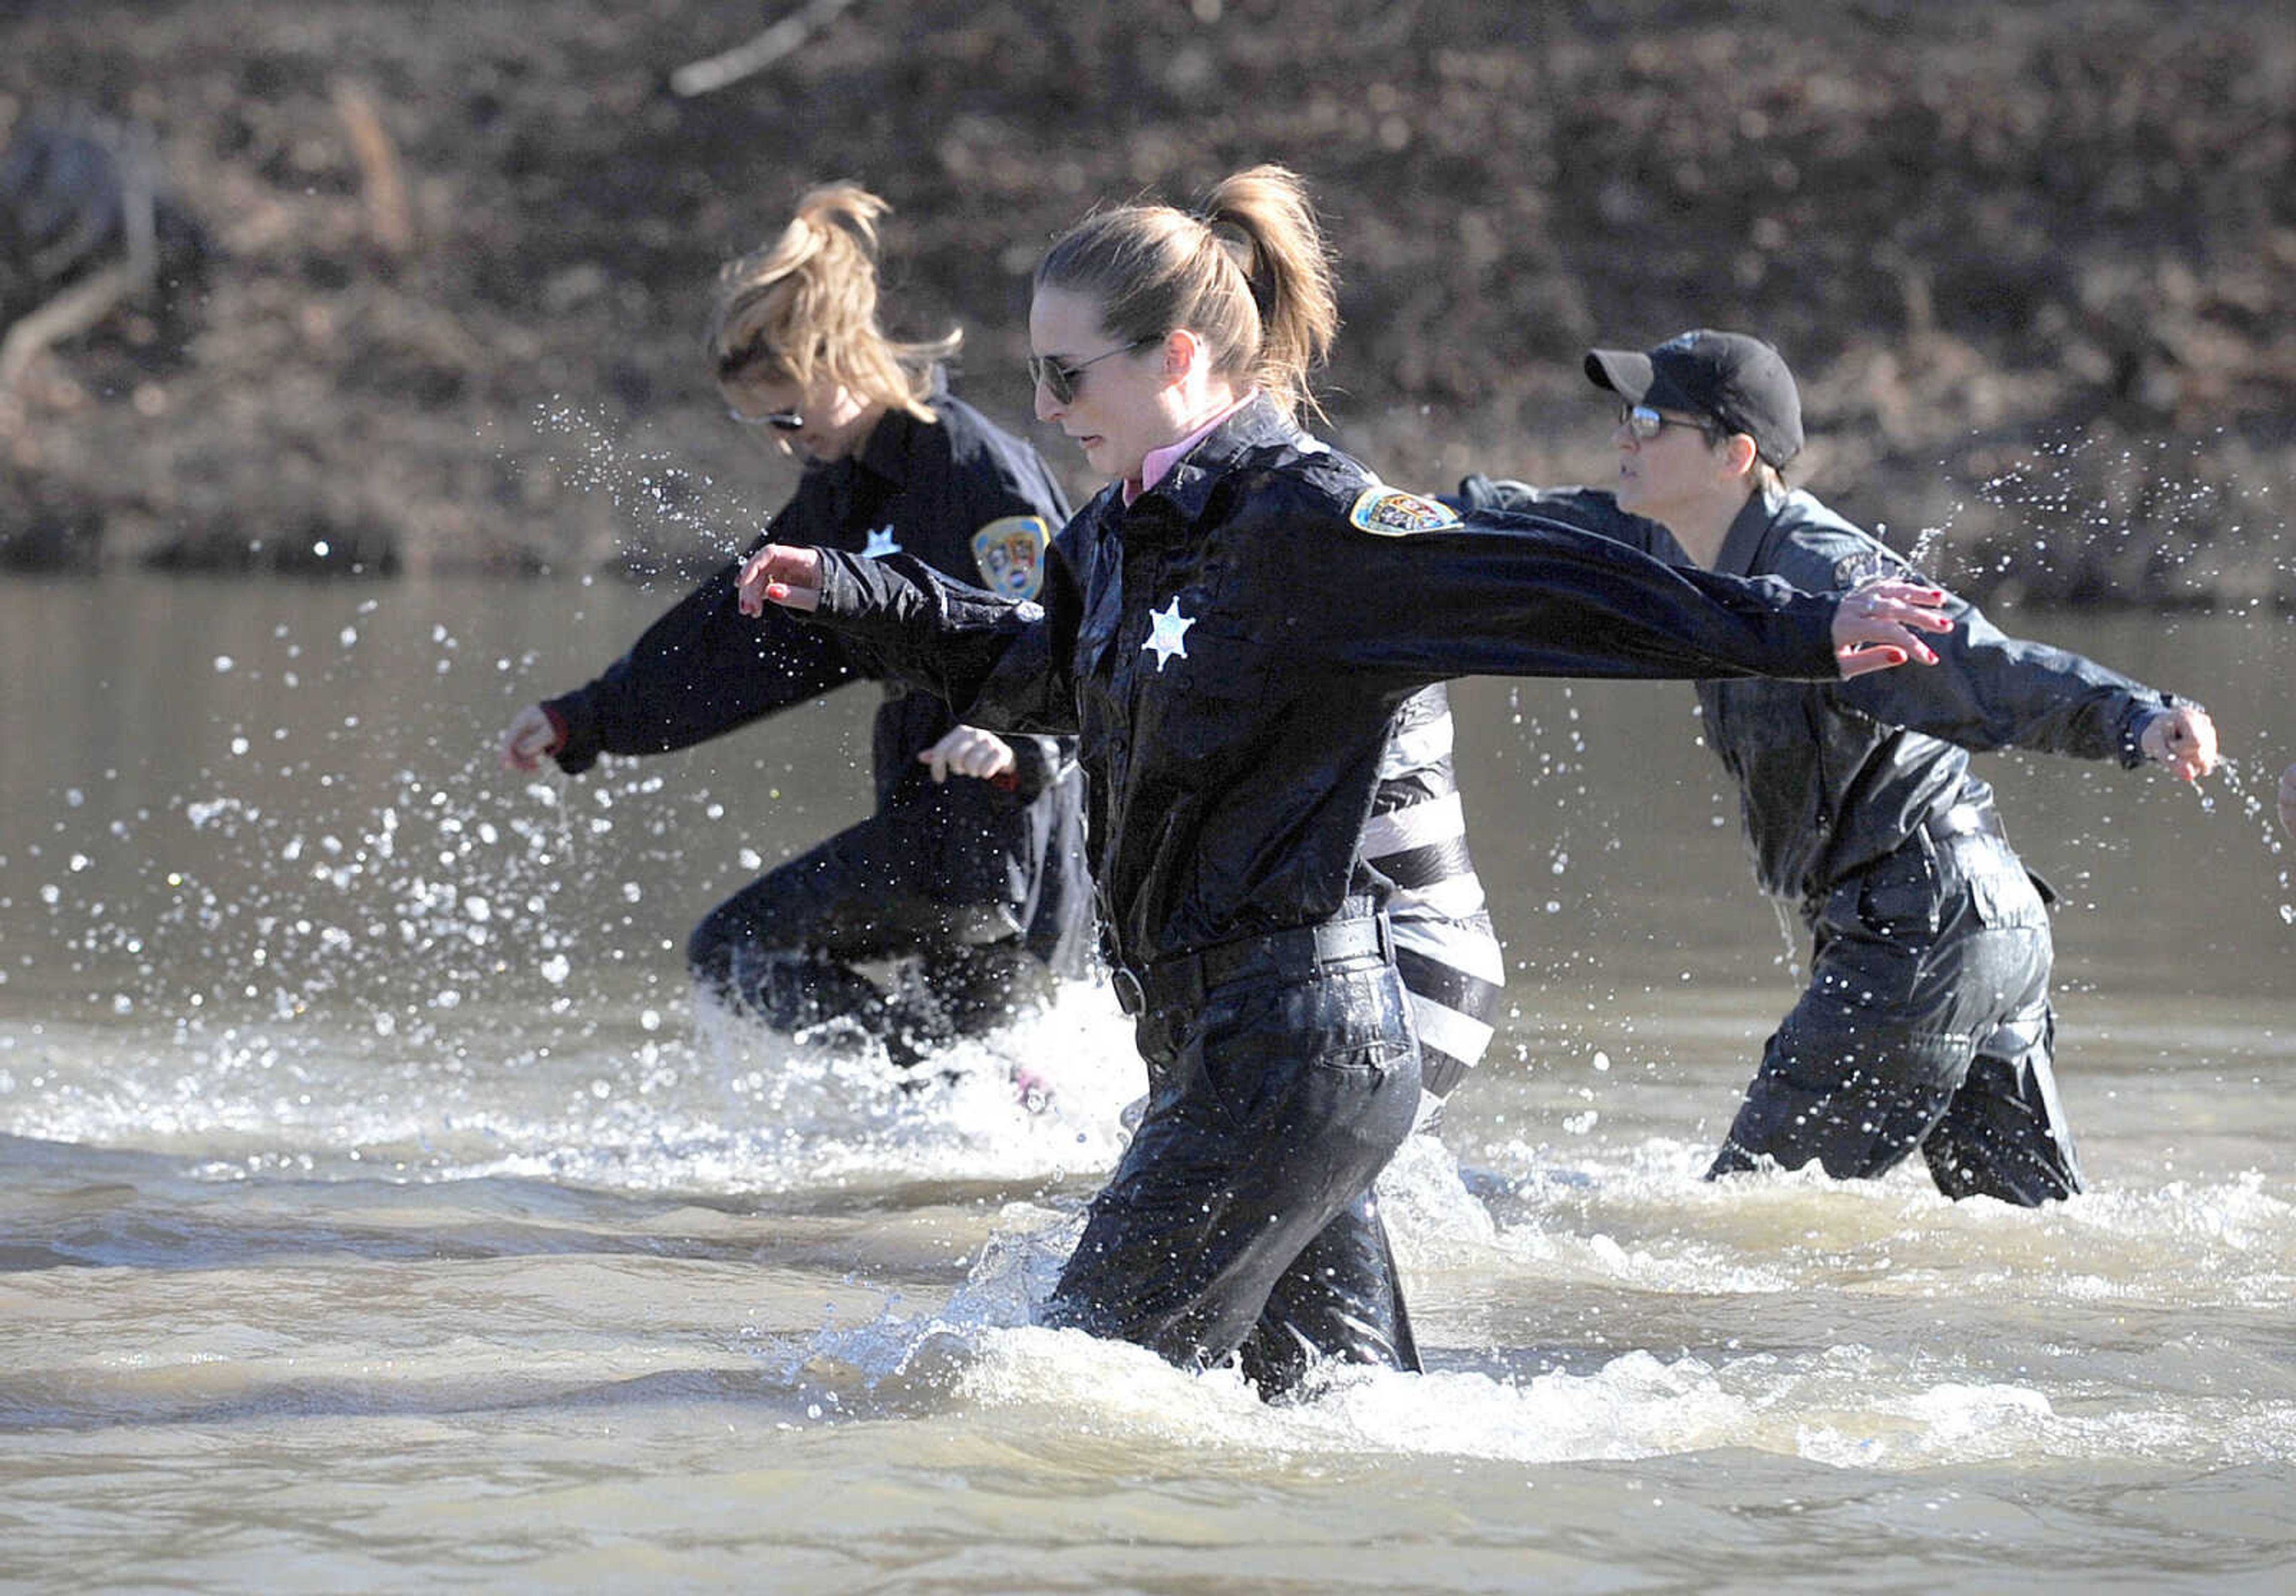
[541,380,1086,944]
[1452,477,2191,904]
[794,395,1852,977]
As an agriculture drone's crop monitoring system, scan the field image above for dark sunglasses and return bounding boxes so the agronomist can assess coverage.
[728,406,805,433]
[1618,402,1723,443]
[1027,337,1151,405]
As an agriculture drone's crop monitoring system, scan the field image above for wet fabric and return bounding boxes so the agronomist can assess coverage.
[794,395,1861,1389]
[814,395,1843,984]
[1706,825,2080,1203]
[687,811,1059,1068]
[1452,474,2193,1204]
[1449,477,2190,902]
[538,380,1092,1046]
[1043,923,1422,1388]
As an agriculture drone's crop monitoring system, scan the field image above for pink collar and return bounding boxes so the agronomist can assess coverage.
[1122,393,1255,505]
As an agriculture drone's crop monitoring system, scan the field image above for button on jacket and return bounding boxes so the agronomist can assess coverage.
[798,393,1852,981]
[1451,478,2192,907]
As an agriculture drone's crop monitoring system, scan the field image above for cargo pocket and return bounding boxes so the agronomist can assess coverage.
[1968,851,2050,929]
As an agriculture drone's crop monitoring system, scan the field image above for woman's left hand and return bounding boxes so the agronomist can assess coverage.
[1831,579,1956,677]
[919,724,1016,785]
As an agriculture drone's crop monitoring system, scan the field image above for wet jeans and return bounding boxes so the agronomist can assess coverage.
[688,814,1047,1066]
[1045,927,1423,1396]
[1709,826,2081,1206]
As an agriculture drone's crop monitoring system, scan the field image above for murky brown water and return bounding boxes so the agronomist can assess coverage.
[4,573,2293,1594]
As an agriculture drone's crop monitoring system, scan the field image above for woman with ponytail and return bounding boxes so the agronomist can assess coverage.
[736,166,1954,1395]
[502,183,1091,1071]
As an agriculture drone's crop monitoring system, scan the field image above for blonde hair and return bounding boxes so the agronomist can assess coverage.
[705,182,958,422]
[1034,164,1339,422]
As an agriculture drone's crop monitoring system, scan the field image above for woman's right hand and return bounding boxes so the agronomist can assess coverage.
[500,704,564,772]
[736,544,824,616]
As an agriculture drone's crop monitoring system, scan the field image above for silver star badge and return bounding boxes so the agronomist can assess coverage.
[860,524,902,559]
[1141,596,1196,673]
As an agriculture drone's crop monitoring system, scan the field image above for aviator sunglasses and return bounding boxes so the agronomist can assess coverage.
[1618,402,1723,443]
[1027,337,1152,405]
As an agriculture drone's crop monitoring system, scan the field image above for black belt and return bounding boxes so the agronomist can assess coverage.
[1110,914,1391,1017]
[1924,801,2007,846]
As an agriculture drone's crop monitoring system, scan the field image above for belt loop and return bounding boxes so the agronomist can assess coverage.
[1375,908,1394,966]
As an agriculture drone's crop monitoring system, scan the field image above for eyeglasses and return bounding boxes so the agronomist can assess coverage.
[1618,402,1721,443]
[1027,338,1150,405]
[728,406,805,433]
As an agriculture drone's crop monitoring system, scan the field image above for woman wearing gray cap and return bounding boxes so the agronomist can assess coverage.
[1455,329,2217,1205]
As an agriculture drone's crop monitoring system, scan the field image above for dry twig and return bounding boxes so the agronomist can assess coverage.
[670,0,861,98]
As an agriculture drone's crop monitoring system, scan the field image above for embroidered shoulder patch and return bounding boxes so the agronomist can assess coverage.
[1347,486,1462,538]
[971,515,1051,600]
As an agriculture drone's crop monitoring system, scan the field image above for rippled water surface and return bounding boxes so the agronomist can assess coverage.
[3,575,2293,1594]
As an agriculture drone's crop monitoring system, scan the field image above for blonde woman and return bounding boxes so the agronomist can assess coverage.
[503,184,1090,1067]
[737,167,1951,1394]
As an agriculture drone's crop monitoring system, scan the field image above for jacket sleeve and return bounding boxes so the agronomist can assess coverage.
[1282,496,1844,688]
[544,557,856,774]
[1836,593,2184,767]
[803,531,1088,737]
[1448,478,1675,560]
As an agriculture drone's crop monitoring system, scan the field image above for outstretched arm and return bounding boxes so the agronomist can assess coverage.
[521,553,856,775]
[1295,494,1952,689]
[1837,590,2212,774]
[739,539,1085,736]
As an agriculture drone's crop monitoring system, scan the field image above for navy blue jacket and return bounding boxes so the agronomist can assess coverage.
[1453,477,2193,904]
[792,395,1853,976]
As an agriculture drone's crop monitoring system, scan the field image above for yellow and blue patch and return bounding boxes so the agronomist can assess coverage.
[971,515,1051,600]
[1347,486,1462,538]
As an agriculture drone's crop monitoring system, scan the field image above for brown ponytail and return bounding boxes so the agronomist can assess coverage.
[706,182,959,421]
[1034,164,1339,421]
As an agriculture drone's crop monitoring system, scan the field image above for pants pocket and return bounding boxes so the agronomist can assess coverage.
[1191,959,1415,1127]
[1967,852,2050,929]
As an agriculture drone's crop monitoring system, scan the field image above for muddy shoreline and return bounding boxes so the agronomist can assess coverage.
[4,1,2289,604]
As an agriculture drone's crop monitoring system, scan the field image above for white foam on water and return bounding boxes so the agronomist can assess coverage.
[0,974,1143,1198]
[945,1316,2296,1472]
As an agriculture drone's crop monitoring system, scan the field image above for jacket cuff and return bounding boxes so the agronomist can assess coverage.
[812,548,869,621]
[2117,695,2189,769]
[542,692,601,775]
[1003,734,1064,801]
